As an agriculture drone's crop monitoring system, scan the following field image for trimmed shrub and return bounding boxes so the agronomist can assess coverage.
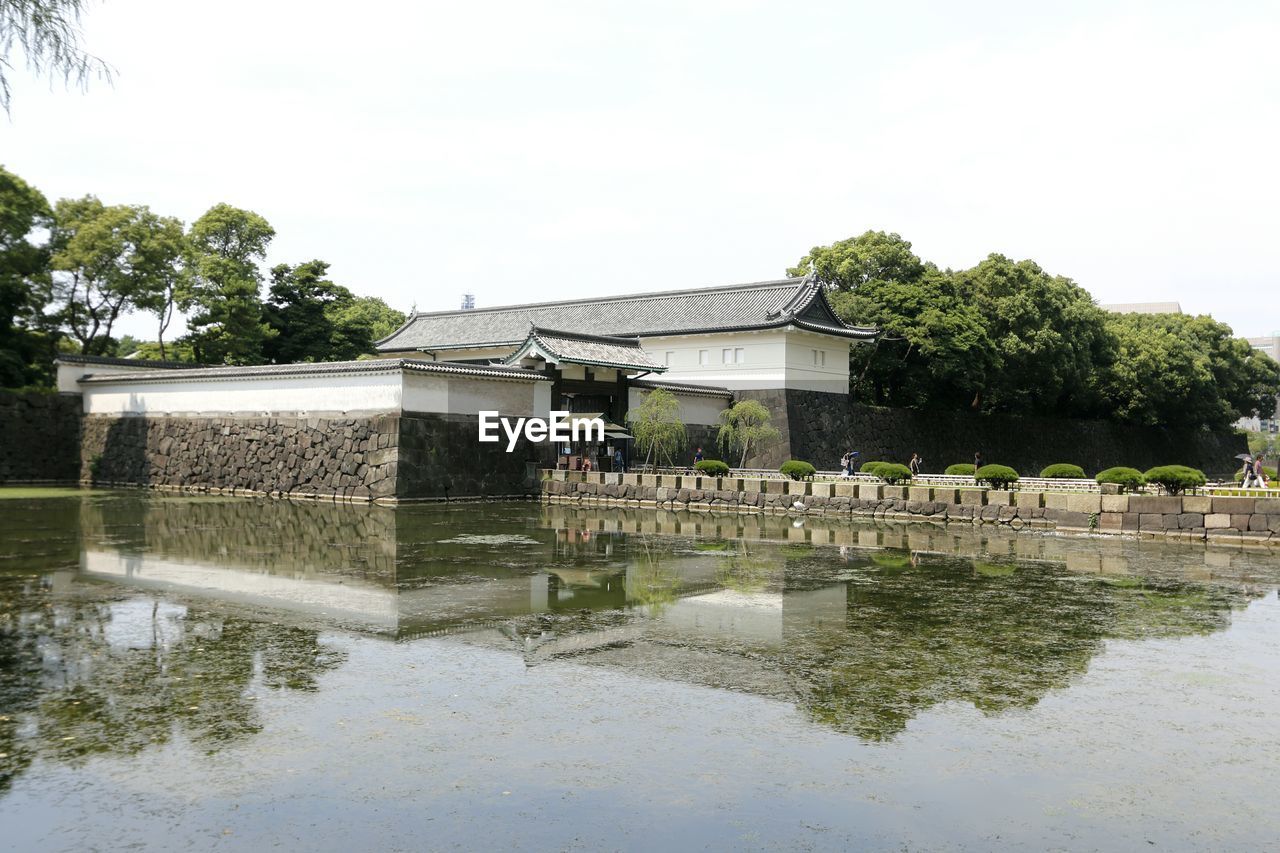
[945,463,975,476]
[1095,467,1145,492]
[780,460,816,481]
[1040,463,1086,479]
[1233,466,1277,484]
[873,462,914,484]
[1142,465,1206,495]
[860,461,912,482]
[695,459,730,476]
[976,464,1020,488]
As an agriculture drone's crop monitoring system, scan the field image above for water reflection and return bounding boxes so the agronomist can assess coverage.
[0,492,1275,793]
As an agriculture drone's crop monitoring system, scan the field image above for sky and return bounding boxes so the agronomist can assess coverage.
[3,0,1278,341]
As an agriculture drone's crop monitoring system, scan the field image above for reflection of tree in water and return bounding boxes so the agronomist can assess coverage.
[624,538,682,613]
[0,578,345,794]
[790,553,1255,742]
[714,542,776,594]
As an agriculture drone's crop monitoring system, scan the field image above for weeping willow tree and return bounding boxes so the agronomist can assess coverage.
[1,0,112,113]
[716,398,780,467]
[626,387,687,468]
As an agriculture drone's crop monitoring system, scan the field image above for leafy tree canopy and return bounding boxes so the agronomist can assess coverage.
[183,204,275,365]
[0,164,57,387]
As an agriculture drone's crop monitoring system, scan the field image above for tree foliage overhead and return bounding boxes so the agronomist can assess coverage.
[0,0,111,114]
[0,164,57,386]
[791,230,1280,430]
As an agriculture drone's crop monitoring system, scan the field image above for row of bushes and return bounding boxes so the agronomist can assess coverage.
[708,459,1223,495]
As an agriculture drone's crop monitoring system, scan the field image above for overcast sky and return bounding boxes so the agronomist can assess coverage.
[4,0,1278,340]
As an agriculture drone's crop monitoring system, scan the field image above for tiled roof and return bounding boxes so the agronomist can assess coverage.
[56,354,204,369]
[504,327,666,372]
[377,276,878,352]
[631,378,733,398]
[77,358,551,385]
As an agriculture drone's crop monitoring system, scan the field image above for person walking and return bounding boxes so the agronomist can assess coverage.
[844,450,859,477]
[693,447,704,470]
[1243,456,1258,488]
[613,447,625,473]
[909,453,922,476]
[1254,454,1269,488]
[973,451,983,473]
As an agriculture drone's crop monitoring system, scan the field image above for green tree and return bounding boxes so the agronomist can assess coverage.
[183,203,275,365]
[262,261,397,363]
[790,231,995,408]
[0,164,57,387]
[953,254,1113,416]
[328,295,406,344]
[50,198,185,356]
[626,387,687,468]
[1099,312,1280,428]
[716,398,780,467]
[0,0,111,114]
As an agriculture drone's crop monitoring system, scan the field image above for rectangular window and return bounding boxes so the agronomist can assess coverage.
[722,348,733,364]
[664,351,674,366]
[735,347,745,364]
[813,349,825,366]
[699,349,710,366]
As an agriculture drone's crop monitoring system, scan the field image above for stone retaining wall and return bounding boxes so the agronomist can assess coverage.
[79,411,545,502]
[0,391,82,483]
[541,470,1280,547]
[739,389,1248,478]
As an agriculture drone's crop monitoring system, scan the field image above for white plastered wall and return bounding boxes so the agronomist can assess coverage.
[627,386,729,426]
[80,370,406,416]
[56,361,175,394]
[639,327,854,392]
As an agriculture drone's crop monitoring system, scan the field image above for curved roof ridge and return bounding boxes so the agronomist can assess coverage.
[409,277,804,320]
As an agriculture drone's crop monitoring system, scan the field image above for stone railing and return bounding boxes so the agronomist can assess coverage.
[539,470,1280,547]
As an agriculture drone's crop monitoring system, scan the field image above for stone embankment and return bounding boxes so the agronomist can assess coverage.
[0,391,82,483]
[540,470,1280,547]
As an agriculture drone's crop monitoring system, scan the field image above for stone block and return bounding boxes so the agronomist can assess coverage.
[1230,514,1251,531]
[1161,514,1181,529]
[1066,494,1102,514]
[1253,498,1280,513]
[1178,513,1204,529]
[1269,515,1280,533]
[1051,510,1091,529]
[1129,496,1182,514]
[1101,494,1129,513]
[1043,492,1071,510]
[1098,512,1124,532]
[742,478,764,493]
[786,480,811,496]
[810,482,834,498]
[988,490,1013,506]
[1204,513,1231,529]
[858,484,883,500]
[882,486,906,500]
[1248,514,1271,532]
[834,482,858,498]
[908,486,932,502]
[1182,495,1212,514]
[1015,491,1044,508]
[932,487,959,504]
[1139,513,1164,531]
[959,489,986,506]
[1212,497,1256,515]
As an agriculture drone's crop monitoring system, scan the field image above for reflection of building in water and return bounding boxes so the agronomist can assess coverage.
[67,495,1267,742]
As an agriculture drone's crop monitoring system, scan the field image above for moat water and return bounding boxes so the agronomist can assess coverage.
[1,488,1279,851]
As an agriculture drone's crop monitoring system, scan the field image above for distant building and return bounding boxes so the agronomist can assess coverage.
[1241,334,1280,434]
[1099,301,1183,315]
[461,294,475,310]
